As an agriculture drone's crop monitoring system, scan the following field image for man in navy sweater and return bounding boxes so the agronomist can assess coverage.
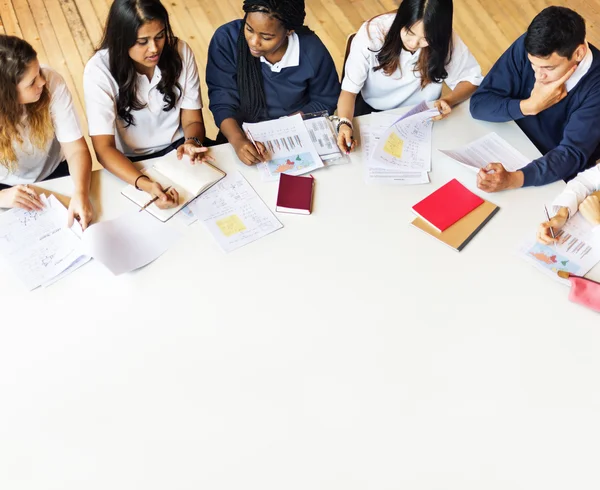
[470,7,600,192]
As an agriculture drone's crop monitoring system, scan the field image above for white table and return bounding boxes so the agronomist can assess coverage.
[2,103,599,490]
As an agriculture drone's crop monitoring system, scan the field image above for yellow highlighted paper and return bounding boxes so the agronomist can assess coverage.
[383,133,404,158]
[216,214,246,237]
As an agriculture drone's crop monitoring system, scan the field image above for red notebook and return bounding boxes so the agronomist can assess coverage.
[276,173,314,215]
[411,179,484,232]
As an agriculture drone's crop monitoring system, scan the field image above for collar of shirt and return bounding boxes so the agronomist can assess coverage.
[137,65,162,89]
[566,42,593,92]
[260,33,300,73]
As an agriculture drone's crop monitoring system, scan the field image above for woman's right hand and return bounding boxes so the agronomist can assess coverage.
[337,124,356,154]
[139,179,179,210]
[232,137,267,166]
[537,208,568,245]
[0,184,44,211]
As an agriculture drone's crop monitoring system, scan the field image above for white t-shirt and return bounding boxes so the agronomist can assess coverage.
[83,40,202,157]
[341,13,483,110]
[0,67,82,186]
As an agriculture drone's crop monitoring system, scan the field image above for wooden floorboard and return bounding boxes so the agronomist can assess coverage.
[6,0,600,153]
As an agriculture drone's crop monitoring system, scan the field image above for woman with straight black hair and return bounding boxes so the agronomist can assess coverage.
[84,0,212,209]
[336,1,482,154]
[206,0,341,166]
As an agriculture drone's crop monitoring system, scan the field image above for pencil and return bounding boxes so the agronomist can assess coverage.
[246,129,264,158]
[544,205,558,250]
[139,186,172,212]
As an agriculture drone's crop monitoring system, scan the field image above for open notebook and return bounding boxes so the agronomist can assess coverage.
[122,150,226,222]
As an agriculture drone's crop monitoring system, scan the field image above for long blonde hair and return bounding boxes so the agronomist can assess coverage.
[0,35,54,171]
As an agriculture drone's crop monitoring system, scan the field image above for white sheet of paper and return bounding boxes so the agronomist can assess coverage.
[189,171,283,253]
[0,194,88,290]
[519,212,600,285]
[243,114,324,181]
[371,109,438,171]
[361,111,430,185]
[81,210,181,275]
[440,132,530,172]
[304,116,344,162]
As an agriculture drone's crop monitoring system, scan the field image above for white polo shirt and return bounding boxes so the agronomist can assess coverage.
[259,32,300,72]
[342,13,483,110]
[0,67,82,186]
[83,40,202,157]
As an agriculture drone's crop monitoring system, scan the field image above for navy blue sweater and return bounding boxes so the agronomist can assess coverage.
[207,20,341,128]
[470,35,600,186]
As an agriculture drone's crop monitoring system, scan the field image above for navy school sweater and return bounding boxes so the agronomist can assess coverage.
[206,19,341,128]
[470,35,600,186]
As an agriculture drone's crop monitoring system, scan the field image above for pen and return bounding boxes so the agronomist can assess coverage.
[544,205,558,250]
[139,186,172,212]
[246,129,264,159]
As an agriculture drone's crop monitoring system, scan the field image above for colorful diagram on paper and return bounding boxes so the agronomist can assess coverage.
[216,214,246,237]
[527,243,580,274]
[267,152,315,175]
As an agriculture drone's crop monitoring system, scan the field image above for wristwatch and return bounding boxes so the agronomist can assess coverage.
[184,137,203,148]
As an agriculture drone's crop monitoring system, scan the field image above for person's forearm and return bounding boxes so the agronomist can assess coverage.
[337,90,357,120]
[96,146,144,186]
[220,118,246,144]
[67,148,92,197]
[182,121,206,143]
[443,81,478,107]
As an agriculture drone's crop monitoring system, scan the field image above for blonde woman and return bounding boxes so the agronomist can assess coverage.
[0,35,93,228]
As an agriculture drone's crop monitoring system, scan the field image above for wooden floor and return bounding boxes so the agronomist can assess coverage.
[1,0,599,142]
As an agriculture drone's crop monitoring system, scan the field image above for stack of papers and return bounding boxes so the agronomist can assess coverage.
[243,114,324,181]
[361,101,437,185]
[0,194,181,290]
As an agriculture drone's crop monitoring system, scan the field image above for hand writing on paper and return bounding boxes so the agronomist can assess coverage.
[520,65,576,116]
[477,163,524,192]
[232,136,267,166]
[177,142,215,164]
[579,195,600,226]
[67,192,93,230]
[0,184,44,211]
[336,124,356,154]
[537,207,568,245]
[432,99,452,121]
[138,178,179,210]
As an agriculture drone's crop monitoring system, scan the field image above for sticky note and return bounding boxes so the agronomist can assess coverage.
[216,214,246,237]
[383,133,404,158]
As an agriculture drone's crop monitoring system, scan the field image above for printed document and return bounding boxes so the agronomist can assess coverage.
[242,114,324,181]
[189,172,283,253]
[440,132,530,172]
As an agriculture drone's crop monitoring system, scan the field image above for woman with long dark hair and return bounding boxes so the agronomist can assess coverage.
[0,35,93,228]
[336,1,482,153]
[84,0,211,209]
[206,0,341,166]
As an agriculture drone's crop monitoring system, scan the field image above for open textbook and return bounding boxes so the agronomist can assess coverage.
[440,132,530,172]
[519,212,600,285]
[242,114,324,181]
[0,194,180,290]
[122,150,226,221]
[189,171,283,253]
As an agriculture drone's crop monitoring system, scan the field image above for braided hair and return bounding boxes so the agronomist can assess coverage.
[237,0,309,123]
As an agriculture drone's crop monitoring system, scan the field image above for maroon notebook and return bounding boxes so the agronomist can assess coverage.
[276,173,314,215]
[412,178,484,232]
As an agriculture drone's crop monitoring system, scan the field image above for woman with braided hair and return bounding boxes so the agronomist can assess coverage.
[207,0,341,165]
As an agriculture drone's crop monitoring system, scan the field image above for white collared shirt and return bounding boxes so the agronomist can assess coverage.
[84,40,202,157]
[0,67,82,186]
[260,32,300,73]
[552,164,600,236]
[566,42,593,92]
[341,13,483,110]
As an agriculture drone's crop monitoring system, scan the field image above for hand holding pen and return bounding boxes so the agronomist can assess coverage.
[139,184,179,211]
[233,130,268,166]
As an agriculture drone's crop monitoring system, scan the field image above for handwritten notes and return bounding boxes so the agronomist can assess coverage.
[189,172,283,252]
[383,132,404,158]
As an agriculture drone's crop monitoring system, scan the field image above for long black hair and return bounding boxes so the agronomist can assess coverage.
[372,0,453,87]
[99,0,182,127]
[237,0,309,123]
